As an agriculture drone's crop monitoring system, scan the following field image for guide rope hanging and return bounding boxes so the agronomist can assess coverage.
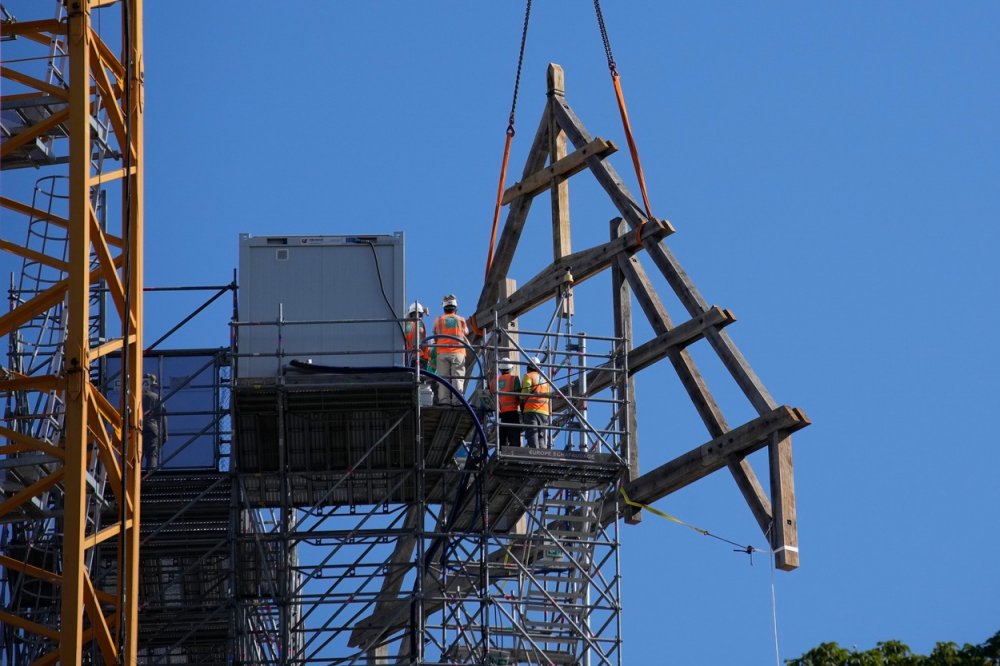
[594,0,655,245]
[484,0,532,281]
[619,487,760,561]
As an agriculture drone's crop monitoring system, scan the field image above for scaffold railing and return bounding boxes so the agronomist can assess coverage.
[226,296,629,665]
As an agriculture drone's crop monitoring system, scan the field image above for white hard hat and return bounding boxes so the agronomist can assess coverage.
[408,301,425,316]
[442,294,458,309]
[498,357,513,372]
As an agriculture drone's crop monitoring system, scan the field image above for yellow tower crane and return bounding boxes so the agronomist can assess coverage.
[1,1,144,662]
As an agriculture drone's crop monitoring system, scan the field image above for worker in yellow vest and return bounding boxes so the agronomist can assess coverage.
[403,301,430,369]
[489,357,522,447]
[432,294,469,405]
[521,356,551,448]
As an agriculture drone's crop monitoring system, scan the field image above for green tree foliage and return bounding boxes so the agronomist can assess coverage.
[786,630,1000,666]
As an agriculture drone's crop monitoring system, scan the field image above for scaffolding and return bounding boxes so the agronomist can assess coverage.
[229,292,629,665]
[2,30,810,662]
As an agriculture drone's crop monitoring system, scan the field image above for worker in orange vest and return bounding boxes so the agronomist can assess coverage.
[489,357,522,447]
[432,294,469,405]
[403,301,430,369]
[521,356,551,448]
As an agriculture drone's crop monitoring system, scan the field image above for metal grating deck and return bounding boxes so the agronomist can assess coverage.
[448,447,625,533]
[233,379,475,507]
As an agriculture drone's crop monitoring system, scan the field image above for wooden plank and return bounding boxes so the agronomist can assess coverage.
[472,218,673,330]
[611,220,641,524]
[549,64,573,319]
[475,103,552,321]
[609,229,772,531]
[769,432,799,570]
[551,96,776,413]
[551,95,773,415]
[623,406,810,509]
[614,250,728,437]
[550,95,649,230]
[551,306,735,411]
[545,63,584,278]
[641,241,778,415]
[727,457,772,535]
[500,138,617,206]
[621,306,733,377]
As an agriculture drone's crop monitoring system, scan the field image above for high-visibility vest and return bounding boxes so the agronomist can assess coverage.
[403,320,429,362]
[522,370,551,415]
[433,313,468,356]
[490,372,522,413]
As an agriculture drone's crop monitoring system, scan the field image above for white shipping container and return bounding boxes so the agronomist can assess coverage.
[237,233,405,379]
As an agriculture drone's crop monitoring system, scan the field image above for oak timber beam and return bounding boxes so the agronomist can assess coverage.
[551,92,779,416]
[550,95,648,230]
[626,306,733,376]
[611,229,772,530]
[472,218,673,330]
[551,306,734,413]
[640,240,778,415]
[548,63,573,280]
[614,249,728,436]
[610,219,640,524]
[728,457,773,536]
[501,138,617,206]
[476,104,551,318]
[621,406,810,510]
[769,431,799,570]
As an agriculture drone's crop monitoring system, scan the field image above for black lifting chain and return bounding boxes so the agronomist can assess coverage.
[507,0,533,135]
[594,0,617,75]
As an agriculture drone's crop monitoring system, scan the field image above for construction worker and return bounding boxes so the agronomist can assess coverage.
[403,301,430,369]
[432,294,469,406]
[521,357,551,449]
[142,373,168,469]
[489,357,522,447]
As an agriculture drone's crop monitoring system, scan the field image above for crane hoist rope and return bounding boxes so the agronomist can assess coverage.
[485,0,532,282]
[594,0,655,245]
[483,0,657,283]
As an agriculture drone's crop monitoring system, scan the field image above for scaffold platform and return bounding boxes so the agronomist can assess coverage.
[448,446,624,533]
[233,376,475,507]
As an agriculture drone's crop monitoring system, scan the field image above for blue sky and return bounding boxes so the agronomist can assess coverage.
[5,1,1000,662]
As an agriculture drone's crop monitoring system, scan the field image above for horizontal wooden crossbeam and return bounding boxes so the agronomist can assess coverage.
[622,406,810,508]
[472,218,673,330]
[501,138,617,205]
[551,306,735,412]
